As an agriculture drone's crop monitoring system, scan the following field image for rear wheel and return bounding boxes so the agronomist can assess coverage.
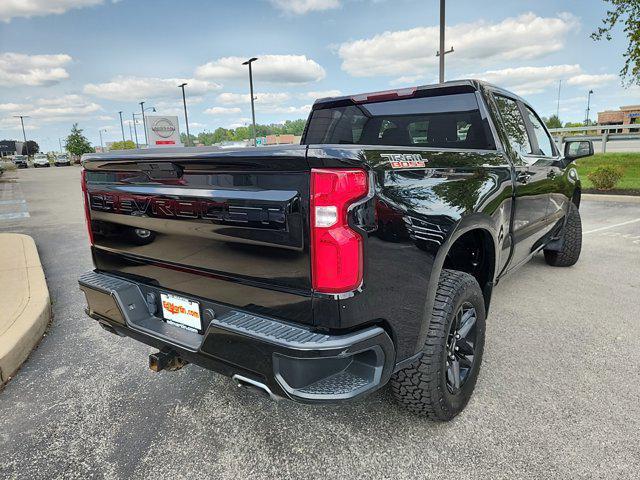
[544,202,582,267]
[391,269,486,421]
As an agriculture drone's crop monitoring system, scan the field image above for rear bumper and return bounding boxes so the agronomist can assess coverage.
[78,271,395,403]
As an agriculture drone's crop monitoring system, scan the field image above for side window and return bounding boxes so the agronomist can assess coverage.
[525,107,555,157]
[493,95,531,156]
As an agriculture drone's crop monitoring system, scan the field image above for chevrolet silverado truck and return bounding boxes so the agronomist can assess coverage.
[78,80,592,420]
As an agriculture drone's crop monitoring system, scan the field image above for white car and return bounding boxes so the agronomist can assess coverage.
[33,154,50,168]
[54,154,71,166]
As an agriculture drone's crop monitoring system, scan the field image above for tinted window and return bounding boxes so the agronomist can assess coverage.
[494,95,531,156]
[525,107,555,157]
[304,93,496,150]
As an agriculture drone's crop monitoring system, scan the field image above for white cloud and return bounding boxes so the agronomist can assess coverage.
[300,90,342,100]
[473,65,582,95]
[83,76,221,101]
[227,118,253,129]
[0,0,107,21]
[0,95,102,124]
[471,65,619,96]
[204,106,243,115]
[195,55,325,84]
[216,92,291,106]
[389,75,428,87]
[265,105,312,116]
[567,74,619,87]
[267,0,340,15]
[338,13,578,77]
[0,52,72,86]
[0,102,25,111]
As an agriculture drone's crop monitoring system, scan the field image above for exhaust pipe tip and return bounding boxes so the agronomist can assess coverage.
[232,374,281,401]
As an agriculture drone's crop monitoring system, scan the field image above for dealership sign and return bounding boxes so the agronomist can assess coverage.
[145,116,182,147]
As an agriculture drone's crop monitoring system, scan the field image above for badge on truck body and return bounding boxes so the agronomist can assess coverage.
[381,153,427,169]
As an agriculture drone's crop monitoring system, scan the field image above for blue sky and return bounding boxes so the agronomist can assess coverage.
[0,0,636,152]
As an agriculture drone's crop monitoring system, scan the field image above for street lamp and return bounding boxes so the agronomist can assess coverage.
[99,129,107,151]
[132,113,139,148]
[585,90,594,125]
[133,107,155,148]
[242,57,258,147]
[140,101,148,145]
[13,115,30,157]
[118,111,126,143]
[178,83,191,147]
[436,0,454,83]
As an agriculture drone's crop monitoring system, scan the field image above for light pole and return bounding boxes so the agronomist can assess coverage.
[556,80,562,119]
[13,115,30,157]
[59,138,63,153]
[132,113,139,148]
[242,57,258,146]
[128,121,134,142]
[178,82,191,146]
[140,101,147,146]
[134,107,155,148]
[118,111,126,143]
[436,0,454,83]
[99,129,107,151]
[585,89,594,125]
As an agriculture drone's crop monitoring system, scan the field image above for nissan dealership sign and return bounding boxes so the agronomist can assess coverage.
[145,115,181,147]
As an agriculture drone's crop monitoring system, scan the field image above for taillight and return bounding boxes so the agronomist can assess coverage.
[81,169,94,245]
[310,168,368,294]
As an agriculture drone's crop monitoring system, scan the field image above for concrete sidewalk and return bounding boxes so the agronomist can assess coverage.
[583,193,640,203]
[0,234,51,384]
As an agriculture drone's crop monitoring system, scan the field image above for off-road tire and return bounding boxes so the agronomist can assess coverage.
[391,269,486,421]
[544,202,582,267]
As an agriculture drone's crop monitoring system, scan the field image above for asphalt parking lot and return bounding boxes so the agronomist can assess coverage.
[1,166,639,479]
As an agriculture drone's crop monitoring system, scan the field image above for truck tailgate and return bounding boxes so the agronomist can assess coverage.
[83,147,313,325]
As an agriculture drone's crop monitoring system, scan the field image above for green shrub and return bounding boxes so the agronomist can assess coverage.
[1,161,17,172]
[587,165,625,190]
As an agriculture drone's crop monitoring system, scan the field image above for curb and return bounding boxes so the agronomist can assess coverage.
[582,193,640,204]
[0,234,51,385]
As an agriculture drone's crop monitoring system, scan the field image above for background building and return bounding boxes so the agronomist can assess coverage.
[597,105,640,133]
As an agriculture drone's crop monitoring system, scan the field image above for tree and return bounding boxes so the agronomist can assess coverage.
[184,119,308,146]
[592,0,640,85]
[22,140,39,155]
[109,140,136,150]
[65,123,94,158]
[543,115,563,129]
[179,133,197,145]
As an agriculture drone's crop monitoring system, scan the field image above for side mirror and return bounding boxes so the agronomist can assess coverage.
[564,140,594,161]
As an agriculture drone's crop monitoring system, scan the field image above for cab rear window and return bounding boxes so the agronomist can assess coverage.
[304,93,496,150]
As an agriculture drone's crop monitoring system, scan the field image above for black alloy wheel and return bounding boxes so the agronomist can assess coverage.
[445,302,477,393]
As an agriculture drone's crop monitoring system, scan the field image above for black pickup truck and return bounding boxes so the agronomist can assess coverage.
[79,80,592,420]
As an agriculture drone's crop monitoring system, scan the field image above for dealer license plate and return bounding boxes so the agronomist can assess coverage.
[160,293,202,332]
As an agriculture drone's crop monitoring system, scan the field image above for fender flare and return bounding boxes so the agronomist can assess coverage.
[412,213,500,356]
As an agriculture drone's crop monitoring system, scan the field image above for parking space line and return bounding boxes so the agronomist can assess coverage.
[0,212,30,220]
[584,218,640,235]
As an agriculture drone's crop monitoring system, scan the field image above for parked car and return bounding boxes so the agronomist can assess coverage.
[13,155,28,168]
[54,154,71,166]
[78,80,591,420]
[33,154,50,168]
